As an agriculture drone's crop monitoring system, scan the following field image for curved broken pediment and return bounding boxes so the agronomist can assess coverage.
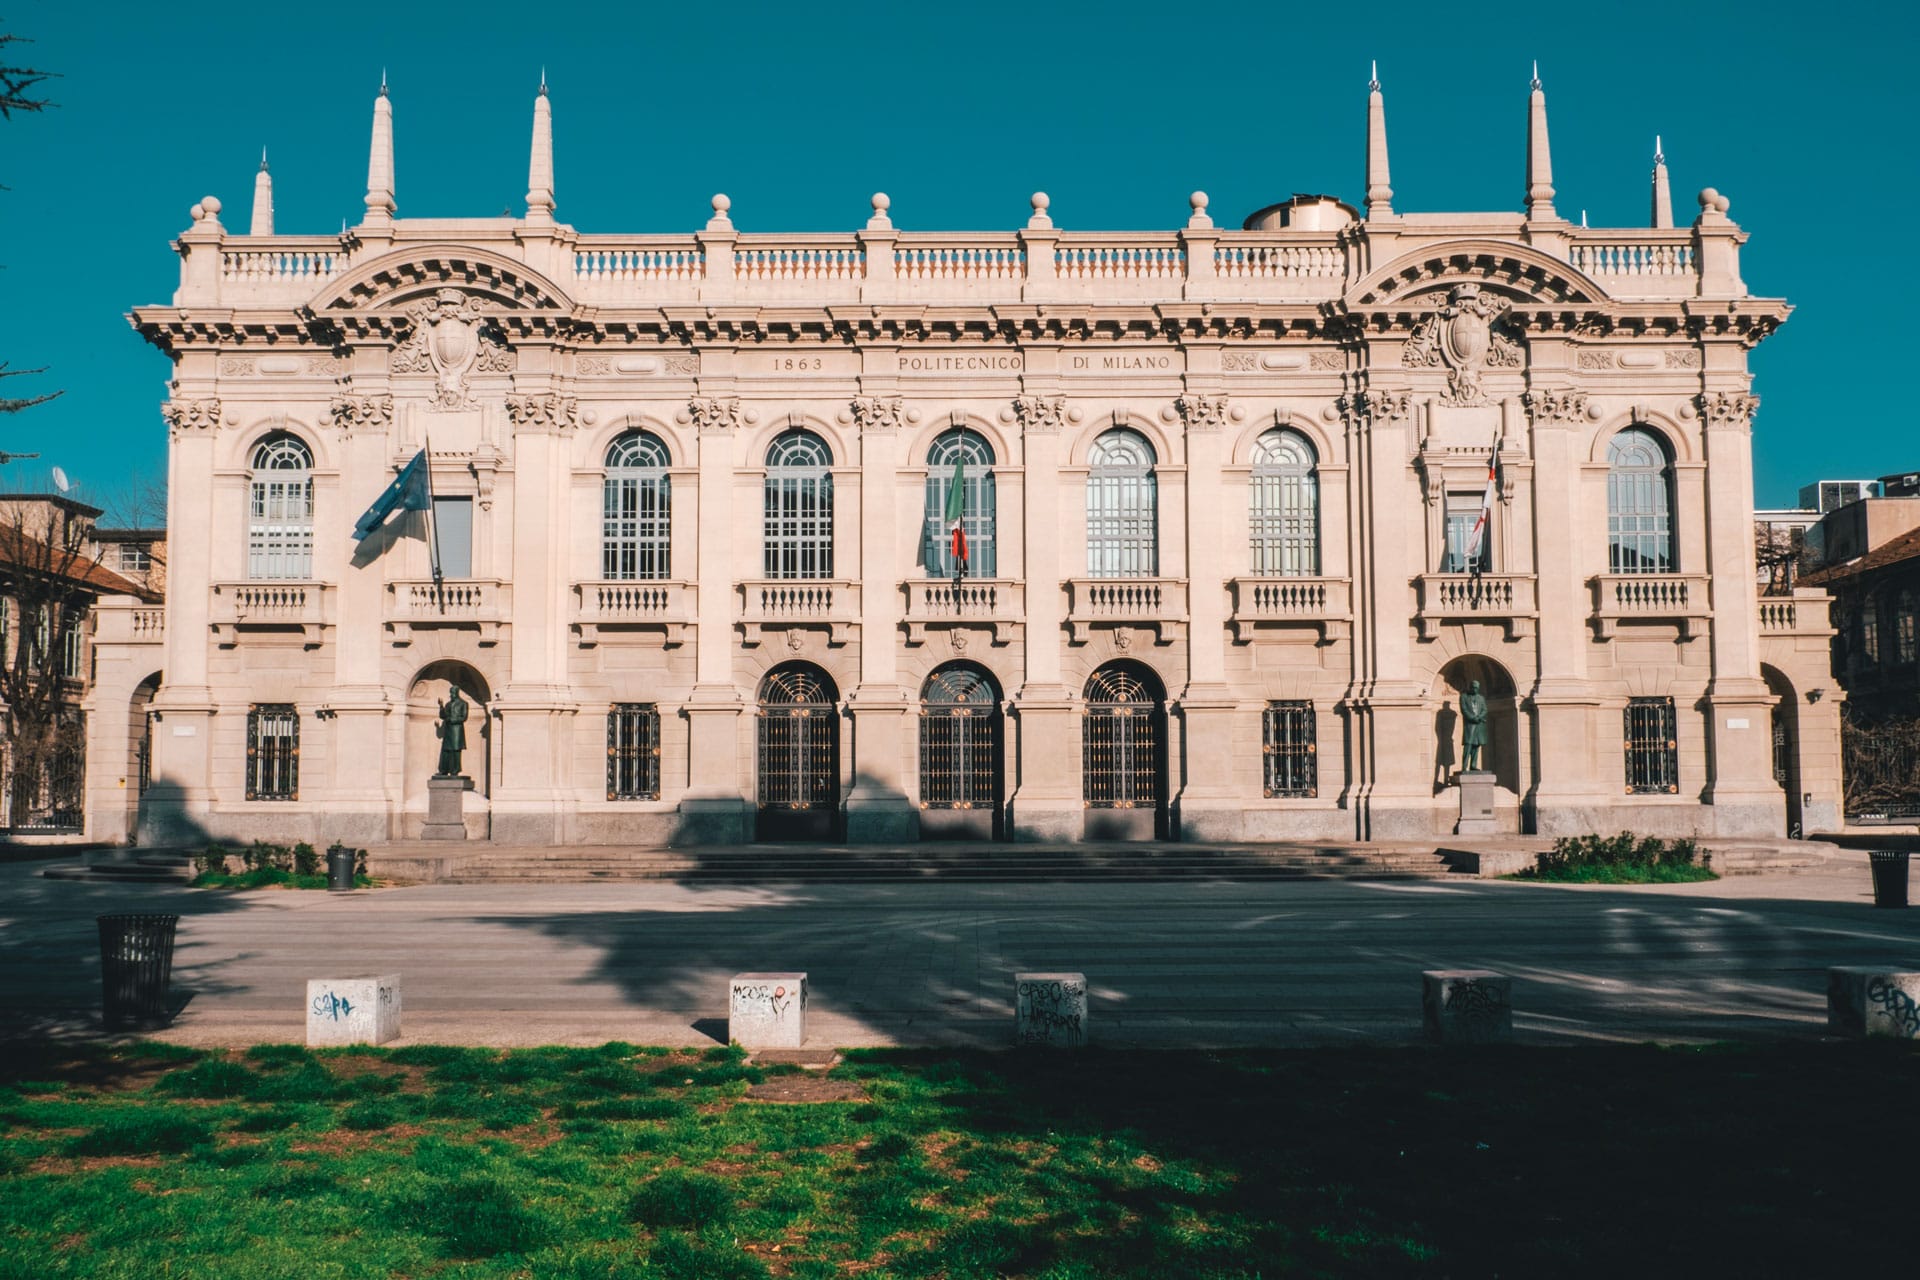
[311,244,574,314]
[1344,239,1605,310]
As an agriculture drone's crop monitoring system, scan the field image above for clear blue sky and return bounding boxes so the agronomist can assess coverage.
[0,0,1911,510]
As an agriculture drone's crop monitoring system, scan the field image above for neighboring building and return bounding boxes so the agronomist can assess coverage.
[0,496,152,833]
[1754,505,1820,595]
[1879,470,1920,499]
[1798,479,1884,513]
[100,72,1839,848]
[90,527,168,598]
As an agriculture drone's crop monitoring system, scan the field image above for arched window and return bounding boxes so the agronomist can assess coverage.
[1862,594,1882,667]
[920,664,1001,812]
[757,664,839,829]
[1250,428,1319,576]
[764,431,833,580]
[1082,662,1165,812]
[924,429,997,578]
[1607,427,1674,574]
[1897,589,1917,665]
[248,433,314,579]
[603,431,671,580]
[1087,429,1158,578]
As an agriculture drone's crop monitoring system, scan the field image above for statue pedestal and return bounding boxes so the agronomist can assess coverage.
[422,775,471,841]
[1455,771,1499,836]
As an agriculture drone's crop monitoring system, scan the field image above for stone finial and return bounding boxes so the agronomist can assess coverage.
[526,75,555,223]
[1366,62,1393,218]
[1650,135,1674,229]
[364,77,396,225]
[250,149,274,236]
[707,192,734,231]
[1027,191,1053,230]
[1524,63,1555,220]
[1186,190,1212,230]
[189,195,224,229]
[1696,185,1731,223]
[867,191,892,230]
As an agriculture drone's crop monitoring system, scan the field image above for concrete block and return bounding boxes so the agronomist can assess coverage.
[307,974,401,1046]
[421,776,470,841]
[1016,972,1088,1048]
[1439,847,1538,878]
[730,972,807,1049]
[1422,970,1512,1044]
[1827,967,1920,1039]
[1454,771,1499,836]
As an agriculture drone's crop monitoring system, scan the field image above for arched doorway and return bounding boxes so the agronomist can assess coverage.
[756,663,840,841]
[129,671,160,830]
[1082,661,1168,841]
[1432,656,1521,796]
[405,663,493,834]
[1763,665,1801,837]
[919,663,1003,840]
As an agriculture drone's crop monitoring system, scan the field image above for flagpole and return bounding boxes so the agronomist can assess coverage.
[423,435,444,613]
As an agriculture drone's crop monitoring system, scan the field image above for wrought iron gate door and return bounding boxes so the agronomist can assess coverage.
[1083,666,1164,830]
[1842,712,1920,824]
[757,667,839,839]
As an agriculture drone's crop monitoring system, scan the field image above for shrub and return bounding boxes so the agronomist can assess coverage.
[1520,832,1715,883]
[195,844,231,876]
[291,842,319,876]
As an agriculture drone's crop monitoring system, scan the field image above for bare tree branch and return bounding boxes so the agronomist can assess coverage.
[0,31,58,118]
[0,361,62,414]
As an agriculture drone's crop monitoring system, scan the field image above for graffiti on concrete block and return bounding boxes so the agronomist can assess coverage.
[311,990,354,1021]
[1866,976,1920,1037]
[1017,979,1085,1045]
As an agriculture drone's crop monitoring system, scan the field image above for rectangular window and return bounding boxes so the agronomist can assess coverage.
[607,704,661,800]
[763,474,833,579]
[1897,604,1917,666]
[1262,701,1318,798]
[1441,494,1492,574]
[603,476,671,580]
[431,496,473,579]
[60,625,83,680]
[1624,697,1679,795]
[246,704,299,801]
[248,478,314,579]
[116,544,153,573]
[1086,473,1158,578]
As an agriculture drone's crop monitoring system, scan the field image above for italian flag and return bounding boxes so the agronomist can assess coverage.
[1466,444,1498,570]
[945,455,968,572]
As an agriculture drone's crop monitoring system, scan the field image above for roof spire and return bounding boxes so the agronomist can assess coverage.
[250,147,274,236]
[1650,134,1674,229]
[526,73,555,224]
[1524,62,1555,220]
[363,75,395,227]
[1365,62,1393,218]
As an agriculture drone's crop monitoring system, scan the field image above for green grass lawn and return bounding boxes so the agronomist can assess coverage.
[1,1040,1914,1278]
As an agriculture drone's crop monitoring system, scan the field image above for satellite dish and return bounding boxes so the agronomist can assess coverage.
[50,467,70,493]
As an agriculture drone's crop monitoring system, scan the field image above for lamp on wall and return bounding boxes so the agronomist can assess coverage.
[1806,688,1824,703]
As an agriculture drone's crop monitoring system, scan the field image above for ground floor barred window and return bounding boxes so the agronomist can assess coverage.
[1624,696,1678,794]
[920,666,999,810]
[1262,701,1317,798]
[607,704,661,800]
[246,703,299,801]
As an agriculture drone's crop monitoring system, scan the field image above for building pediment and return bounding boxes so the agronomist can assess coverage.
[310,245,575,316]
[1344,239,1606,311]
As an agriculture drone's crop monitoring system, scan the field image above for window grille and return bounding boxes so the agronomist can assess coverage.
[1623,696,1679,794]
[248,434,314,580]
[1262,701,1318,798]
[1082,664,1163,808]
[923,429,997,578]
[5,710,84,832]
[1087,429,1158,578]
[606,703,661,800]
[1607,427,1675,573]
[1441,493,1492,574]
[1249,430,1319,576]
[1897,591,1917,665]
[1862,596,1882,666]
[246,703,299,801]
[139,712,153,794]
[920,665,1000,809]
[757,666,838,810]
[603,432,672,580]
[763,431,834,580]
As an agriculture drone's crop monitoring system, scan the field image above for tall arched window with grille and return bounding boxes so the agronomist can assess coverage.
[603,430,671,580]
[1082,662,1165,814]
[923,429,996,577]
[756,663,840,839]
[1087,429,1157,577]
[1249,428,1319,575]
[919,664,1001,813]
[248,433,314,579]
[1606,427,1675,574]
[764,430,834,579]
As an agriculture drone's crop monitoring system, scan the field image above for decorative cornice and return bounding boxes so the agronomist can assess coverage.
[505,393,579,434]
[161,398,222,438]
[1697,391,1759,428]
[329,394,394,438]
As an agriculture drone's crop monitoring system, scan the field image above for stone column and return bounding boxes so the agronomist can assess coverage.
[679,383,750,842]
[144,397,220,842]
[1007,377,1080,841]
[1172,389,1240,840]
[844,394,914,841]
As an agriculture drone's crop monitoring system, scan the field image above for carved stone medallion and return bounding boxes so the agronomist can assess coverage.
[390,289,514,410]
[1403,284,1524,406]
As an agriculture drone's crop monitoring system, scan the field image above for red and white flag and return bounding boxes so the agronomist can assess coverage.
[1465,444,1498,572]
[944,455,968,574]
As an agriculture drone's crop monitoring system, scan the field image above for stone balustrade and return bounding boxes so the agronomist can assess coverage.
[1566,229,1699,300]
[572,580,696,646]
[90,597,165,645]
[1066,577,1188,643]
[216,236,350,303]
[901,579,1026,646]
[1414,573,1539,640]
[1228,576,1352,642]
[210,581,331,647]
[1757,588,1834,639]
[385,578,510,646]
[1590,572,1713,640]
[737,579,861,646]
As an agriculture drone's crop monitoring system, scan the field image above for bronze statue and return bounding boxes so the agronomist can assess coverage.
[1460,679,1489,773]
[435,684,469,777]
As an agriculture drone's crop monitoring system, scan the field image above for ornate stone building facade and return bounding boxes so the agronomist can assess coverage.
[95,73,1841,847]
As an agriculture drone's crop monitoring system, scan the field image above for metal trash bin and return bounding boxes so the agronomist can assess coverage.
[326,844,357,892]
[97,913,179,1029]
[1869,850,1911,909]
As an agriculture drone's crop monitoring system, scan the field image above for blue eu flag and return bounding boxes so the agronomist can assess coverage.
[352,450,430,542]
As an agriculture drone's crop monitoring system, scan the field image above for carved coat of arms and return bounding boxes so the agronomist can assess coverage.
[391,288,516,410]
[1404,284,1524,406]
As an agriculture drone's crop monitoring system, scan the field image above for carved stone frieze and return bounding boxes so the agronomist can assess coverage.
[1221,352,1257,372]
[1403,283,1524,406]
[162,398,222,437]
[850,396,906,434]
[389,288,514,409]
[577,356,612,375]
[1576,350,1615,370]
[1698,391,1759,428]
[329,394,394,438]
[663,354,699,376]
[1309,350,1346,371]
[505,394,580,434]
[686,397,745,434]
[1665,349,1703,369]
[1522,388,1589,425]
[1012,395,1068,434]
[219,357,256,377]
[1174,393,1230,432]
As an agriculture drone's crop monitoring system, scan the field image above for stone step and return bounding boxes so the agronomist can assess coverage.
[41,861,194,884]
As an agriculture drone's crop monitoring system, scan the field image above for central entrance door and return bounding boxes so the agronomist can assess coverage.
[1082,661,1167,840]
[919,663,1003,840]
[756,663,840,841]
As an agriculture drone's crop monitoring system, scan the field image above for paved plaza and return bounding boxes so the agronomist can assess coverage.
[4,855,1918,1049]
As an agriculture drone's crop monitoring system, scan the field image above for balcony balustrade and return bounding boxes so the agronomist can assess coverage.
[737,580,861,646]
[901,579,1026,646]
[1414,574,1538,641]
[572,580,696,646]
[1757,589,1834,640]
[1590,573,1712,640]
[91,597,166,646]
[1065,578,1188,644]
[210,581,332,647]
[1228,576,1352,643]
[385,579,510,646]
